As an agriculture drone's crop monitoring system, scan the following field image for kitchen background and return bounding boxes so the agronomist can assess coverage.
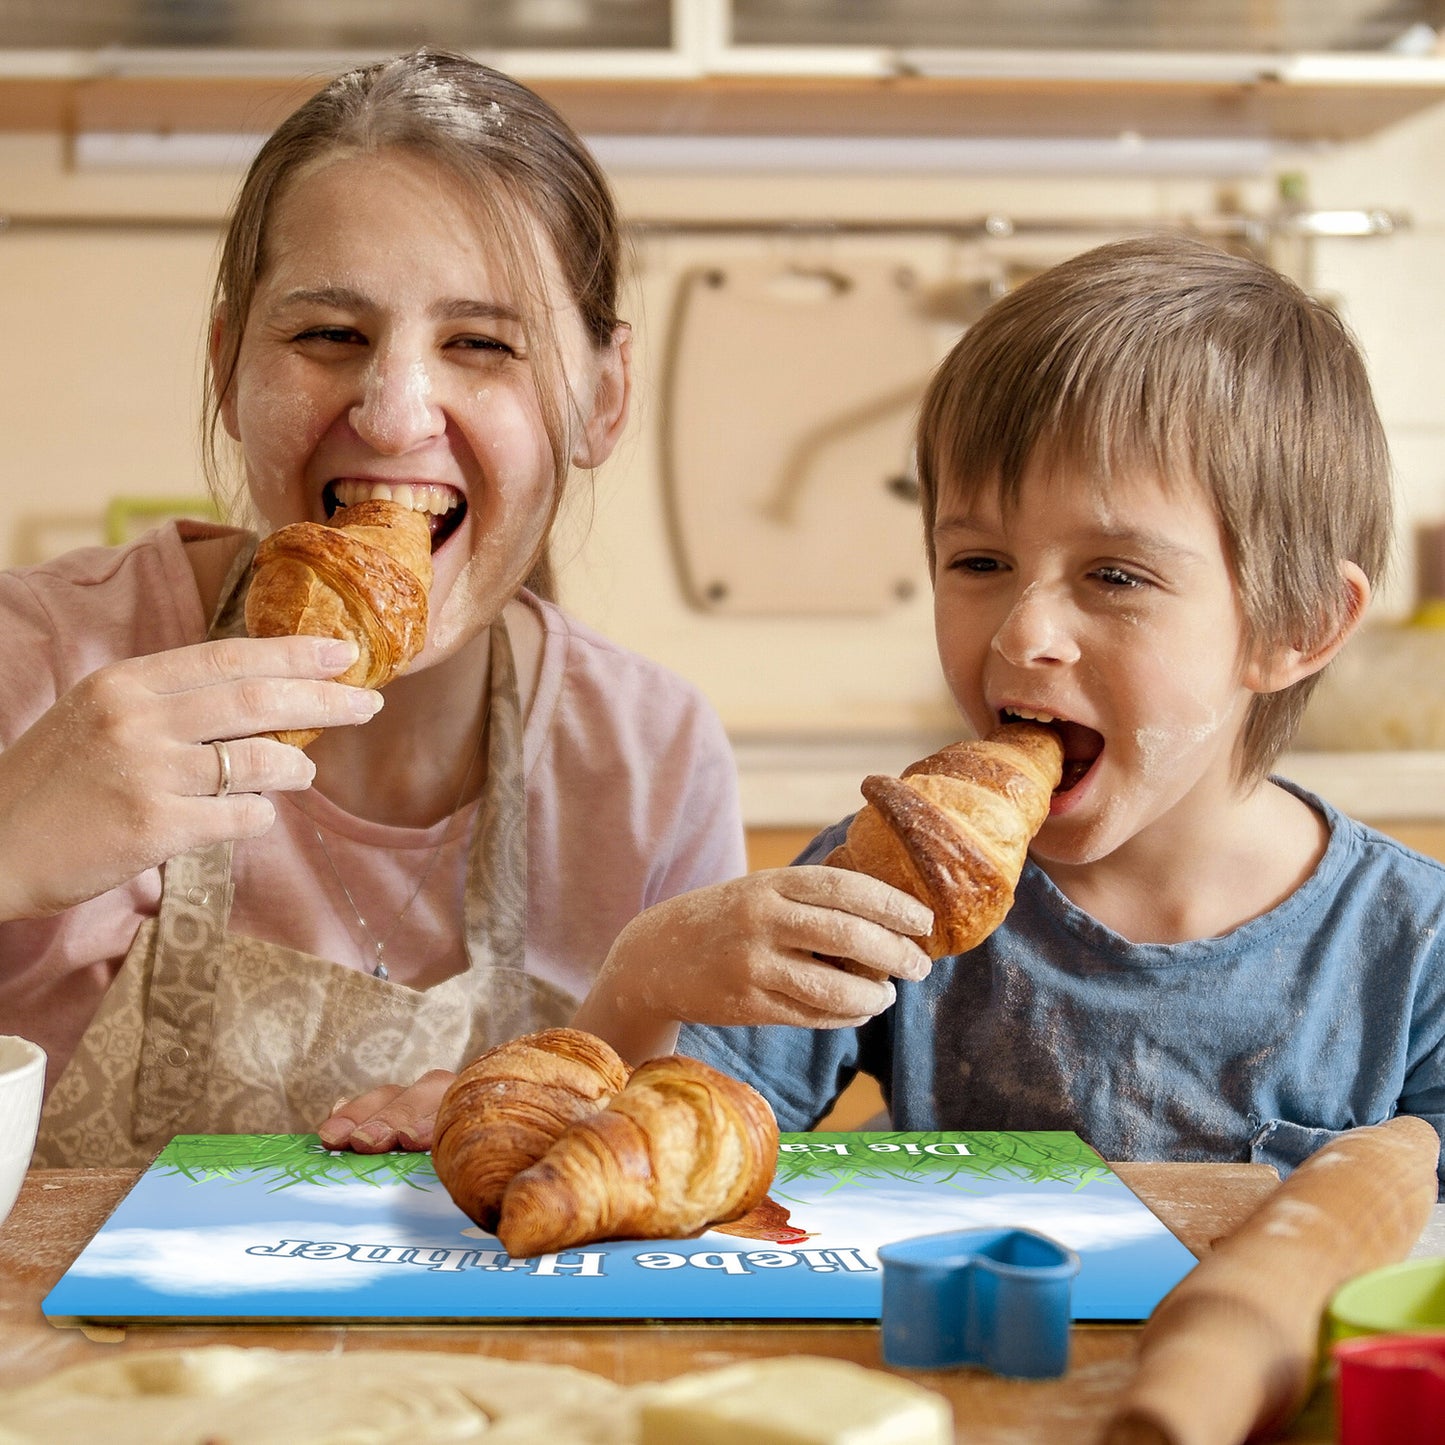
[5,0,1445,867]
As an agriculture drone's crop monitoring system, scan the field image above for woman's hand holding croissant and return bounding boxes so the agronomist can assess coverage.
[573,867,934,1064]
[0,634,382,923]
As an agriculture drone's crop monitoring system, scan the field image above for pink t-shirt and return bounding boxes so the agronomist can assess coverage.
[0,523,746,1091]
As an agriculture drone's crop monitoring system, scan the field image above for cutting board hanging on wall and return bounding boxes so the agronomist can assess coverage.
[661,258,940,615]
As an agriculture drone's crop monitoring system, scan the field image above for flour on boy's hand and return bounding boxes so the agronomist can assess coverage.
[826,722,1061,957]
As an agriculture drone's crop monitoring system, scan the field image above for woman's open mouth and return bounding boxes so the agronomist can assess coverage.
[325,479,467,552]
[1000,708,1104,793]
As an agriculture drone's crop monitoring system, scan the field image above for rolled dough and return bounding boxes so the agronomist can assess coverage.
[0,1347,630,1443]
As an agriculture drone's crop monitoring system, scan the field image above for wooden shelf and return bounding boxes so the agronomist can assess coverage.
[2,69,1444,143]
[0,74,319,134]
[534,73,1445,144]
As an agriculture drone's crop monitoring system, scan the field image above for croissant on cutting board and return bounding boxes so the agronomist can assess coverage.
[430,1028,780,1258]
[826,721,1062,958]
[431,1028,630,1233]
[497,1052,780,1258]
[244,498,433,748]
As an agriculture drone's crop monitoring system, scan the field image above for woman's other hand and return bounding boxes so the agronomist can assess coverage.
[0,634,382,921]
[317,1069,456,1153]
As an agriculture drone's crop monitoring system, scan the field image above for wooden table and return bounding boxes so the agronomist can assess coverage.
[0,1161,1340,1442]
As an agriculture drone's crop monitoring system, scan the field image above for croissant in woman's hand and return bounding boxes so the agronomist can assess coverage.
[496,1052,779,1258]
[244,498,434,747]
[431,1028,630,1233]
[827,721,1062,958]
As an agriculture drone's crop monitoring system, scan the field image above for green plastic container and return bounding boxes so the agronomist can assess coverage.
[1327,1258,1445,1343]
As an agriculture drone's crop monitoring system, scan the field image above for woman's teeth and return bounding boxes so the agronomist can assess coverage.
[331,479,459,516]
[1004,708,1060,724]
[327,479,467,550]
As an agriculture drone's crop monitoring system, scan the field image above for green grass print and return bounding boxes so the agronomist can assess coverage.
[156,1134,439,1192]
[155,1130,1112,1198]
[773,1132,1114,1195]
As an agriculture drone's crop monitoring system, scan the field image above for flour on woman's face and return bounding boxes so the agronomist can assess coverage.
[223,147,601,671]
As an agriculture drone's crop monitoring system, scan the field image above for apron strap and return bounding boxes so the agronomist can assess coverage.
[131,842,234,1140]
[130,536,255,1139]
[208,533,259,638]
[463,615,527,971]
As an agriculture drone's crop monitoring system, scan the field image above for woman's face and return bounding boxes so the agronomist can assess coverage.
[219,147,626,664]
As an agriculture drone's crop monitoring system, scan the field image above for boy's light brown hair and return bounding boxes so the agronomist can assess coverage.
[916,231,1392,784]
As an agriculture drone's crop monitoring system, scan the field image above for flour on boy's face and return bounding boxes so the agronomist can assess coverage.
[931,462,1259,868]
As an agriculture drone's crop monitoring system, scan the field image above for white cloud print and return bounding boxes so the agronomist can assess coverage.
[66,1185,1173,1302]
[67,1221,478,1297]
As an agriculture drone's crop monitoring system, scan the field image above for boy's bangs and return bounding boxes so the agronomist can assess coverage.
[931,349,1200,516]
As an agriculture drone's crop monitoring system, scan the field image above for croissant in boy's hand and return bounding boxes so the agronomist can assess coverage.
[827,722,1063,958]
[430,1028,780,1258]
[245,498,433,748]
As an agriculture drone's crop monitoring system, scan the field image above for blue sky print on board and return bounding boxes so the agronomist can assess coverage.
[43,1132,1196,1323]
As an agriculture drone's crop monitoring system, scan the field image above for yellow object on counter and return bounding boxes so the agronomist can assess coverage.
[637,1355,952,1445]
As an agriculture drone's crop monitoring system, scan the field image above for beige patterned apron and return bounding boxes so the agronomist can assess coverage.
[36,545,570,1168]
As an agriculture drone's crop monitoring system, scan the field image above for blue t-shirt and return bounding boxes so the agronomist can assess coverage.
[683,781,1445,1191]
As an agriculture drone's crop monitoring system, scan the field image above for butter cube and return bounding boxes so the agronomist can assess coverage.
[636,1356,952,1445]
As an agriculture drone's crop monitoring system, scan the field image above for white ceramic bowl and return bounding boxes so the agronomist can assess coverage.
[0,1036,46,1230]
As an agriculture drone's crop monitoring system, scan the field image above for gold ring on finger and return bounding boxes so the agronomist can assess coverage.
[212,739,233,798]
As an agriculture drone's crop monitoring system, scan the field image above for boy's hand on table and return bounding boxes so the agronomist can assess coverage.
[591,867,934,1038]
[317,1068,455,1153]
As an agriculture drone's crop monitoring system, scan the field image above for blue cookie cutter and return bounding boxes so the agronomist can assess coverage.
[877,1226,1080,1378]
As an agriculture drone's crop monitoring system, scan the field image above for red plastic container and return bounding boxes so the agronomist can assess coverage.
[1332,1334,1445,1444]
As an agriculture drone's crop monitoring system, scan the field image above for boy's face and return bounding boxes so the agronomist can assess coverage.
[932,459,1265,867]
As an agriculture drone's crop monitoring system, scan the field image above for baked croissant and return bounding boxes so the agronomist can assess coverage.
[826,721,1062,958]
[244,498,433,747]
[496,1053,780,1259]
[431,1028,630,1233]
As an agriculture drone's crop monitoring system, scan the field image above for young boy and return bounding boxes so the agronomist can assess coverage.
[576,233,1445,1189]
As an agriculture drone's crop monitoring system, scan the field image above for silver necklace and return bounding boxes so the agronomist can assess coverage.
[302,719,488,981]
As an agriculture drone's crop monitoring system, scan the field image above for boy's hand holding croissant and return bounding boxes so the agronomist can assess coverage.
[576,722,1060,1064]
[574,867,935,1064]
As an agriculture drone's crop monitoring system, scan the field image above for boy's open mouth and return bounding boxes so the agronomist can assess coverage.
[325,479,467,552]
[1000,708,1104,793]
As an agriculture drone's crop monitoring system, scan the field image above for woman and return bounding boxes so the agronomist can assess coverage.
[4,50,744,1166]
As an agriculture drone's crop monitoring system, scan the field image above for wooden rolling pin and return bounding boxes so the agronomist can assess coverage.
[1101,1115,1440,1445]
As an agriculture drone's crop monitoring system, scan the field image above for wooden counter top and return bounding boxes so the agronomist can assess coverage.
[0,1158,1350,1443]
